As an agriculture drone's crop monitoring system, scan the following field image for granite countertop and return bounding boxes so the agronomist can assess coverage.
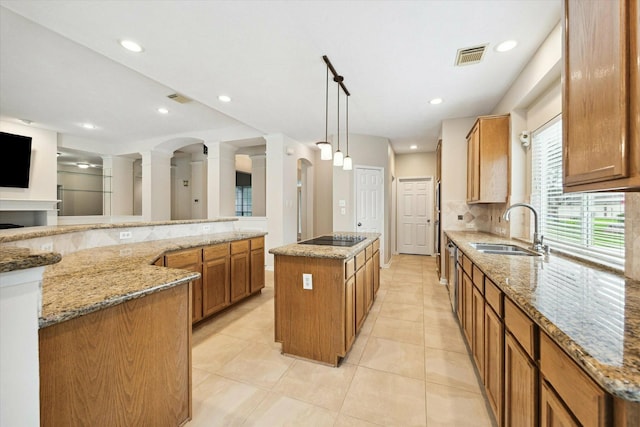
[445,230,640,402]
[269,232,381,259]
[0,217,239,244]
[3,230,266,328]
[0,246,62,273]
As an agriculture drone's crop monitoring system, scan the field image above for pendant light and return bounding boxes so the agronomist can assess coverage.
[316,63,332,160]
[333,75,344,167]
[343,95,353,170]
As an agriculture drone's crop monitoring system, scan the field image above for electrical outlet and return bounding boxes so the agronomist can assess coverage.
[119,248,133,256]
[466,223,474,229]
[119,231,132,240]
[302,273,313,290]
[203,225,211,232]
[40,243,53,251]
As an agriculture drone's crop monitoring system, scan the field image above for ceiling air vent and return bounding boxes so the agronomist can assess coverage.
[455,44,488,66]
[167,93,192,104]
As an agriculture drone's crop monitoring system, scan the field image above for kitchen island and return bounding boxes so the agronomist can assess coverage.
[270,233,380,366]
[445,230,640,426]
[0,221,266,427]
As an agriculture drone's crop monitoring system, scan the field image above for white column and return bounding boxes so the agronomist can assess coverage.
[0,266,45,427]
[250,154,266,216]
[141,150,172,221]
[206,142,237,218]
[101,155,135,217]
[265,134,285,267]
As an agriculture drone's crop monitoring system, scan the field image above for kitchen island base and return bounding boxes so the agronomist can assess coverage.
[39,282,192,427]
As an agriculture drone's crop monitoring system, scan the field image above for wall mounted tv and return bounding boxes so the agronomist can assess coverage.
[0,131,33,188]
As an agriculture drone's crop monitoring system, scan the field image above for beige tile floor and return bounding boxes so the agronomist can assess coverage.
[187,254,495,427]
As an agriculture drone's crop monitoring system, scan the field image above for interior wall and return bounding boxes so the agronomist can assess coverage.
[313,149,333,236]
[394,152,436,178]
[171,156,191,220]
[109,156,134,216]
[57,164,103,216]
[0,121,57,202]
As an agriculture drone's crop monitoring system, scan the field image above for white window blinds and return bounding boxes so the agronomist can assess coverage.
[530,116,625,270]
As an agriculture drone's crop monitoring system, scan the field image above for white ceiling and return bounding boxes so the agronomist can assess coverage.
[0,0,561,155]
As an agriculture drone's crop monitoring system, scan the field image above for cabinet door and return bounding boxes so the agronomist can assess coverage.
[364,258,373,311]
[471,285,484,382]
[563,0,633,188]
[456,264,464,325]
[484,305,504,426]
[373,250,380,296]
[202,255,229,317]
[466,125,480,202]
[355,266,366,332]
[463,272,473,344]
[250,247,265,293]
[504,332,537,427]
[541,380,580,427]
[230,251,250,303]
[345,276,355,353]
[165,249,203,323]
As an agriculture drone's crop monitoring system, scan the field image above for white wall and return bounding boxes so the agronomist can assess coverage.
[314,149,333,236]
[0,121,57,202]
[395,152,436,178]
[57,164,102,216]
[171,156,192,220]
[108,156,134,216]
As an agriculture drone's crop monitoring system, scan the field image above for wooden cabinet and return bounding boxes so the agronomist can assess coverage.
[541,380,580,427]
[562,0,640,191]
[372,244,380,296]
[484,301,504,426]
[355,262,366,332]
[364,244,373,312]
[250,237,265,293]
[165,248,203,323]
[471,285,485,381]
[230,240,250,303]
[504,332,537,427]
[166,236,264,325]
[540,332,610,427]
[202,243,230,317]
[345,276,355,352]
[462,271,473,344]
[466,115,510,203]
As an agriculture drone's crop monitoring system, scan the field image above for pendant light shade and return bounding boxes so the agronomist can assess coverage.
[333,75,343,167]
[316,62,332,160]
[333,149,344,166]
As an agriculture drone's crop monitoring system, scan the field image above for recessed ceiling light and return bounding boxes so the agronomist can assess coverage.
[496,40,518,52]
[82,123,96,130]
[410,145,418,150]
[77,163,90,169]
[119,39,144,53]
[157,107,169,114]
[218,95,231,103]
[429,98,443,105]
[19,119,33,125]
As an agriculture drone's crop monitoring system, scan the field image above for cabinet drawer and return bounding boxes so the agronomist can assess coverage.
[203,243,229,261]
[472,265,484,293]
[484,278,503,317]
[504,298,536,358]
[165,248,201,268]
[250,237,264,250]
[540,333,609,427]
[365,244,373,260]
[231,240,249,255]
[355,250,366,270]
[373,239,380,252]
[462,254,473,276]
[345,258,355,279]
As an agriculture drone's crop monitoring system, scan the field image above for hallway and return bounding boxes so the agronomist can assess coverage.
[187,255,495,426]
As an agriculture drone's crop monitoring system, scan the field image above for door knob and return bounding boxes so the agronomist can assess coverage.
[357,222,362,226]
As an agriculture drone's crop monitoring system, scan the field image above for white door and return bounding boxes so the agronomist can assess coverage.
[397,177,433,255]
[355,167,384,260]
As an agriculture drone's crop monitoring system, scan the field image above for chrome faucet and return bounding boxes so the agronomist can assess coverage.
[503,203,549,254]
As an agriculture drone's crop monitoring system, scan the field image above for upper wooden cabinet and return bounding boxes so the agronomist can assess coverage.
[562,0,640,192]
[466,115,510,203]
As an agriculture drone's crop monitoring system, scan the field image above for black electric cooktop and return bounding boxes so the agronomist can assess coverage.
[298,235,366,247]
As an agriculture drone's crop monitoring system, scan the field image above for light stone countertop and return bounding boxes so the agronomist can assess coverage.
[0,218,239,244]
[0,246,61,273]
[445,230,640,402]
[269,232,381,259]
[1,230,266,328]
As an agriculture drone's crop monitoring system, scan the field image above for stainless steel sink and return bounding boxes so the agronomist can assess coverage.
[469,242,541,256]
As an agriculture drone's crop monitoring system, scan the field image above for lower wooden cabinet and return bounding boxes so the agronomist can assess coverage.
[230,240,250,303]
[484,304,503,426]
[364,248,373,312]
[355,264,366,332]
[504,332,538,427]
[202,243,230,317]
[541,380,580,427]
[373,247,380,296]
[345,276,355,351]
[165,236,265,325]
[462,271,473,343]
[165,248,203,323]
[472,284,485,381]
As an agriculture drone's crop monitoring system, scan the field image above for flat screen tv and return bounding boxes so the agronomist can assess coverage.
[0,131,33,188]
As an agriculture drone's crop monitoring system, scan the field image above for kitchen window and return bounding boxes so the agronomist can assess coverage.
[531,115,625,270]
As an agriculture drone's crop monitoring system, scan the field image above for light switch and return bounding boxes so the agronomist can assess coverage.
[303,273,313,290]
[339,199,346,207]
[340,207,346,215]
